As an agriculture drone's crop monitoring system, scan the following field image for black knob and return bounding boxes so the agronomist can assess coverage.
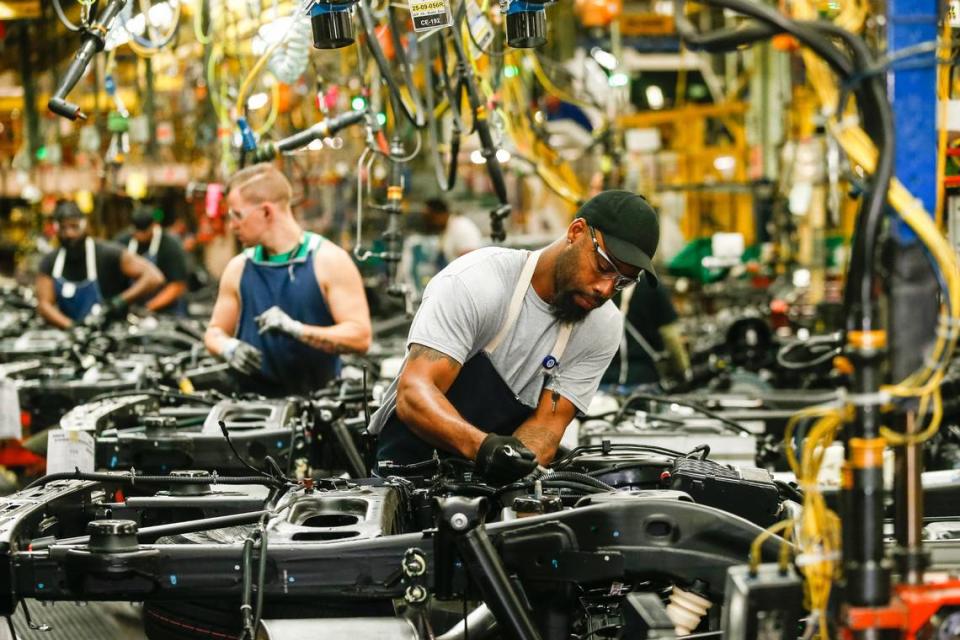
[87,519,139,553]
[168,470,212,496]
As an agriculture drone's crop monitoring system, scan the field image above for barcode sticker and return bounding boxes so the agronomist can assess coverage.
[47,430,95,475]
[410,0,453,32]
[0,377,21,440]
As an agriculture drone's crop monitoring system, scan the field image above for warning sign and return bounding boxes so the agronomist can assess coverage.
[466,0,493,55]
[410,0,452,31]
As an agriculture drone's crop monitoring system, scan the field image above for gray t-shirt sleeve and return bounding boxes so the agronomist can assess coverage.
[406,274,482,365]
[546,312,623,414]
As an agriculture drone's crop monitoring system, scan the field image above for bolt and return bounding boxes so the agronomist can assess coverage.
[405,584,427,604]
[449,513,469,531]
[403,552,426,577]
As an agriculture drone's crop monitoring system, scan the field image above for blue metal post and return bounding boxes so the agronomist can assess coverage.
[889,0,938,237]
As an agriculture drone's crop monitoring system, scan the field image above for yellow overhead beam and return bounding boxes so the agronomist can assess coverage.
[0,1,40,19]
[617,102,747,128]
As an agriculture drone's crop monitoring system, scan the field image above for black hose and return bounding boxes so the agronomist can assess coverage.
[615,393,753,435]
[673,0,853,77]
[252,527,269,635]
[85,387,218,405]
[540,471,615,491]
[552,443,691,468]
[424,34,463,192]
[673,2,893,334]
[239,536,255,638]
[357,0,425,129]
[24,471,278,491]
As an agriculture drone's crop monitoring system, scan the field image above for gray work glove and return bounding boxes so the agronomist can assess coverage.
[255,305,304,339]
[222,338,263,376]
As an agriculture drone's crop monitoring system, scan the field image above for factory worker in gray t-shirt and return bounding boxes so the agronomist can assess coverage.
[369,191,661,484]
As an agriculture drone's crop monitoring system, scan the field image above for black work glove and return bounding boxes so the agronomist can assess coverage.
[102,295,128,319]
[222,338,264,376]
[474,434,538,485]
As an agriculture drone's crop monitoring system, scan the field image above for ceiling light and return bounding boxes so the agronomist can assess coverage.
[247,92,269,110]
[608,72,629,88]
[590,47,618,71]
[713,155,735,173]
[645,85,664,109]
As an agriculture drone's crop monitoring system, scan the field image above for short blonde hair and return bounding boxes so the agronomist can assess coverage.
[227,164,292,207]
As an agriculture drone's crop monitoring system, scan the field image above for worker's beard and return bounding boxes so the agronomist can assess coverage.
[550,250,601,324]
[59,235,85,252]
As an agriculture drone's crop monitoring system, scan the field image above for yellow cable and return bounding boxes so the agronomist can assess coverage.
[936,17,951,228]
[253,80,280,136]
[236,39,283,118]
[749,518,794,573]
[194,0,212,45]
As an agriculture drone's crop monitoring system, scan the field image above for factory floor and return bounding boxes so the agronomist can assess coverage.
[2,600,146,639]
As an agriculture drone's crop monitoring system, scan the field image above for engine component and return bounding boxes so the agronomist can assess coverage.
[59,393,158,433]
[666,458,781,526]
[95,397,311,474]
[621,592,677,639]
[580,414,759,468]
[721,563,804,640]
[665,584,712,635]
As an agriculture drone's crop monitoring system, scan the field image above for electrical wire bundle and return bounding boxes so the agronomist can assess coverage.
[673,3,958,638]
[783,404,851,640]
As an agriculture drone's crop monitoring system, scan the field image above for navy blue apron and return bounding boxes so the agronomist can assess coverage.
[129,229,187,316]
[52,237,104,322]
[376,250,572,469]
[235,232,341,396]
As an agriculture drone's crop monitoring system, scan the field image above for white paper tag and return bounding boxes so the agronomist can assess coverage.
[466,0,493,55]
[61,282,76,299]
[410,0,453,32]
[46,430,95,475]
[0,377,21,440]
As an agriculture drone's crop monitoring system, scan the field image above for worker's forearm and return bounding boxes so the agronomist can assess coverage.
[121,271,165,305]
[299,321,371,354]
[145,282,187,312]
[204,326,233,357]
[395,379,487,459]
[38,301,73,330]
[513,421,561,465]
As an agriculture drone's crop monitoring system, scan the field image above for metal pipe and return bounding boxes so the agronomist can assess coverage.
[33,509,271,550]
[894,412,927,585]
[457,526,541,640]
[436,604,498,640]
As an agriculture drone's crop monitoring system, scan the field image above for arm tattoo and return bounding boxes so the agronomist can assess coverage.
[408,344,460,367]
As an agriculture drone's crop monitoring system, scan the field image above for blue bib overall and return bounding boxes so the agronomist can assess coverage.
[52,237,104,322]
[235,233,341,395]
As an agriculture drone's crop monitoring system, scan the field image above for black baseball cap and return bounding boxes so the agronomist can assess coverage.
[53,200,84,221]
[577,190,659,286]
[132,206,155,231]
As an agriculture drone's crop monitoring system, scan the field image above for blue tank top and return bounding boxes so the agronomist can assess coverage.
[236,232,341,395]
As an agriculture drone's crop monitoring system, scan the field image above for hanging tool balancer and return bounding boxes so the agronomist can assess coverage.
[48,0,130,121]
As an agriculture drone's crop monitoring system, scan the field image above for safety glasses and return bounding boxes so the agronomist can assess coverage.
[587,225,640,291]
